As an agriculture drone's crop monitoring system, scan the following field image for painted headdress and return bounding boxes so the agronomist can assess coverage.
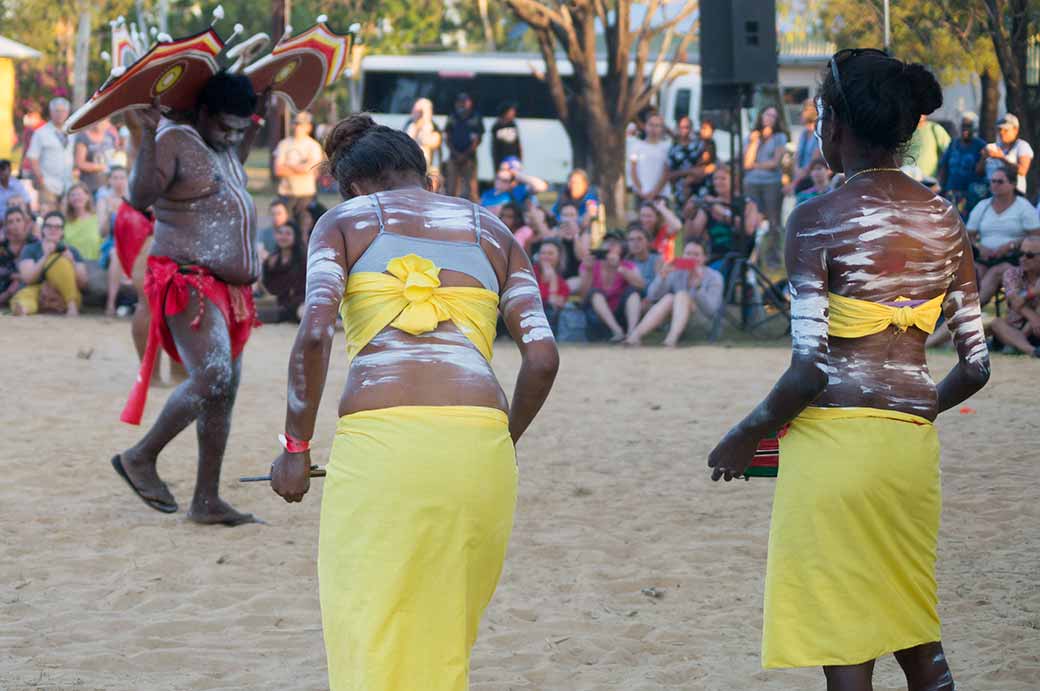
[65,7,352,133]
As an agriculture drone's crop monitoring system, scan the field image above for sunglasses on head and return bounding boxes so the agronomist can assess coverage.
[829,48,890,117]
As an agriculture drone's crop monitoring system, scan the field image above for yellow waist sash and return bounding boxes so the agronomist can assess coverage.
[340,253,500,362]
[827,292,944,338]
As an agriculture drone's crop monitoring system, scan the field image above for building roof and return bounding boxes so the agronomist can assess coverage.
[0,36,42,60]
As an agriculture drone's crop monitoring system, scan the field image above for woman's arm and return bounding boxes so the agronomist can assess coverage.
[74,141,105,174]
[936,229,991,413]
[576,259,595,298]
[655,199,682,234]
[270,214,348,502]
[743,131,761,170]
[692,269,724,316]
[708,202,829,481]
[500,237,560,443]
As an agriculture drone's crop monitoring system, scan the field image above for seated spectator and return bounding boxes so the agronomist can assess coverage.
[532,239,570,335]
[625,240,724,347]
[684,166,762,267]
[625,224,661,301]
[552,169,600,230]
[261,222,307,323]
[939,114,987,218]
[0,207,31,306]
[12,210,87,316]
[298,198,328,246]
[795,160,832,205]
[498,202,535,253]
[637,199,683,263]
[990,235,1040,357]
[577,234,645,342]
[480,162,542,215]
[0,159,29,215]
[257,199,292,261]
[524,204,554,252]
[532,201,589,292]
[62,183,101,261]
[966,164,1040,305]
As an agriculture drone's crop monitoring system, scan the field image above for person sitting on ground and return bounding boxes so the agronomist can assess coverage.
[257,198,292,262]
[625,224,661,305]
[12,210,87,316]
[62,182,108,305]
[626,240,723,347]
[990,235,1040,357]
[523,204,553,254]
[481,167,523,215]
[534,201,589,292]
[795,160,833,205]
[0,207,31,306]
[637,198,683,263]
[481,157,548,214]
[578,234,645,342]
[552,169,600,230]
[532,238,570,335]
[261,221,307,323]
[684,166,762,267]
[967,163,1040,305]
[0,158,29,215]
[498,201,535,254]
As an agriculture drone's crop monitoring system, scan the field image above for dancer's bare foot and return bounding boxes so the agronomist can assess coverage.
[188,497,259,526]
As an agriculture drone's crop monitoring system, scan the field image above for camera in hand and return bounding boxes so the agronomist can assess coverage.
[54,241,66,254]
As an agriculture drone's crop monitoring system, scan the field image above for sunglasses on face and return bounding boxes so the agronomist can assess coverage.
[990,178,1010,185]
[42,223,64,230]
[829,48,890,118]
[1022,252,1038,259]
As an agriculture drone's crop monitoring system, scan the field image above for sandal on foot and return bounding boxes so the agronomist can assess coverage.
[111,455,178,514]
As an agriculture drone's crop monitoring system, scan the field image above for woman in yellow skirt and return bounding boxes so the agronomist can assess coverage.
[269,114,558,690]
[708,51,990,690]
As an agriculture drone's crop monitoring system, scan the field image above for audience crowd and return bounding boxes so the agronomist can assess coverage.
[2,89,1038,357]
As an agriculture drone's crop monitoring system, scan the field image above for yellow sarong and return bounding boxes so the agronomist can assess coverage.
[319,406,517,691]
[763,406,942,668]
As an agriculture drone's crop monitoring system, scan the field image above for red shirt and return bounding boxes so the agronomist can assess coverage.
[534,265,570,303]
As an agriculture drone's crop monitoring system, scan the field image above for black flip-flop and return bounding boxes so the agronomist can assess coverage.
[111,455,178,514]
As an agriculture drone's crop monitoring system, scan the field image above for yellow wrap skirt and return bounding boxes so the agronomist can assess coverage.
[763,406,942,668]
[318,405,518,691]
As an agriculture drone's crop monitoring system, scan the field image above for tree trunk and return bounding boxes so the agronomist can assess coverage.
[478,0,496,51]
[978,67,999,141]
[72,9,91,108]
[589,129,628,230]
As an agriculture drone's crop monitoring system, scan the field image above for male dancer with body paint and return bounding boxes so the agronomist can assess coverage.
[111,72,265,526]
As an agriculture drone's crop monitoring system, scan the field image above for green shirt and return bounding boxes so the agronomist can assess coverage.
[905,121,951,179]
[63,215,101,261]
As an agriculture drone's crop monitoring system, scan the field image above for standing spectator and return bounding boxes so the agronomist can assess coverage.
[990,235,1040,357]
[625,241,724,347]
[685,166,763,267]
[629,112,671,202]
[0,159,29,215]
[665,116,701,210]
[12,210,87,316]
[532,238,569,335]
[261,222,307,323]
[491,102,522,170]
[978,114,1033,193]
[403,98,442,176]
[552,169,600,230]
[790,99,823,194]
[578,234,645,342]
[257,199,292,262]
[97,167,131,316]
[938,114,987,217]
[637,199,683,263]
[24,97,75,213]
[904,114,951,180]
[0,207,31,306]
[497,201,535,253]
[966,164,1040,305]
[17,107,44,179]
[681,119,719,199]
[444,92,484,201]
[795,160,832,205]
[743,106,788,275]
[273,112,324,221]
[74,120,117,197]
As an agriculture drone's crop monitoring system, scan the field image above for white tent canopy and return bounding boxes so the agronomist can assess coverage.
[0,36,42,60]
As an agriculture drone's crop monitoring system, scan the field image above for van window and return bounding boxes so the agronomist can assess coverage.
[362,72,568,119]
[673,88,692,122]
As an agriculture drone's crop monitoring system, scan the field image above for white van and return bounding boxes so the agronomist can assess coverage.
[356,52,701,185]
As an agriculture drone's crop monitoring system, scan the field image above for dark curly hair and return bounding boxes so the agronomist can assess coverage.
[197,71,257,117]
[322,113,427,197]
[819,51,943,153]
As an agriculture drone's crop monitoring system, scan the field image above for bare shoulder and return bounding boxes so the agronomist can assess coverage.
[477,205,516,251]
[785,193,832,242]
[325,195,380,234]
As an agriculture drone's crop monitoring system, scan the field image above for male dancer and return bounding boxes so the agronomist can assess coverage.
[112,72,264,526]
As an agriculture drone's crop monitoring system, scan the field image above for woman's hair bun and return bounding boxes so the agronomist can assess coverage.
[904,63,943,117]
[323,113,377,163]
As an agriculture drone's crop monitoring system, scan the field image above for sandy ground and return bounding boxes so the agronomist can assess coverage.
[3,315,1039,691]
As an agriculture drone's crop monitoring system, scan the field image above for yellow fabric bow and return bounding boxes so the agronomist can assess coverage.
[827,292,945,338]
[340,253,500,362]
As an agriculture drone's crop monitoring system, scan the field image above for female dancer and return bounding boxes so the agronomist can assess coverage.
[270,114,559,690]
[708,50,990,690]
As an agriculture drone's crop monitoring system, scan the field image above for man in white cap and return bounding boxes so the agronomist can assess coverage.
[273,111,324,220]
[978,113,1033,193]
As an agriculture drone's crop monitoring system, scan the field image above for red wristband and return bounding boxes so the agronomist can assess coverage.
[251,114,266,127]
[279,433,310,454]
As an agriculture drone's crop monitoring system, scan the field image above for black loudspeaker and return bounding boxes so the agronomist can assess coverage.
[699,0,778,86]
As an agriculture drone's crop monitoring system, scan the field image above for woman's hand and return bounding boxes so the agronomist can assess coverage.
[270,450,312,503]
[707,425,759,482]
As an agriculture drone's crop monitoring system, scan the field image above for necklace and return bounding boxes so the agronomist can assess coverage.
[844,167,903,184]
